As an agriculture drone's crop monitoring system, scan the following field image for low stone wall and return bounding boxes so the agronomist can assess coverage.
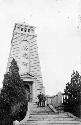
[46,92,63,108]
[48,104,58,113]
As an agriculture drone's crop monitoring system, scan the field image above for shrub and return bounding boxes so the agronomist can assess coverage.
[63,70,81,117]
[0,58,28,125]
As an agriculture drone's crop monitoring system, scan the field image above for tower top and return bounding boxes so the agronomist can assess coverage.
[13,23,36,35]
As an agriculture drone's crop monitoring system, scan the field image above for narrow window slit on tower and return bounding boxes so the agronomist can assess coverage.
[24,28,27,32]
[17,26,20,29]
[28,29,30,32]
[21,28,23,31]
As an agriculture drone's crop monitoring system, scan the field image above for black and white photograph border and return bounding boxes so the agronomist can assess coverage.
[0,0,81,125]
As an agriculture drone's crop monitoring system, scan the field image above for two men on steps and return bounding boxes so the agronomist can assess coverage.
[37,92,46,107]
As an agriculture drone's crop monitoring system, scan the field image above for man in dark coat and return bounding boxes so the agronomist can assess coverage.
[37,92,42,107]
[42,94,46,107]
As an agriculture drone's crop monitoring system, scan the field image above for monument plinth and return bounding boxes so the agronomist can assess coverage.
[7,23,45,102]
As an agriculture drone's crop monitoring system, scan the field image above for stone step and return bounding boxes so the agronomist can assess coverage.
[22,123,81,125]
[28,117,76,121]
[31,113,55,115]
[30,108,56,114]
[31,110,53,113]
[30,108,54,113]
[30,113,51,115]
[31,110,54,113]
[31,110,52,113]
[25,120,80,125]
[32,106,51,109]
[32,109,52,111]
[29,114,70,118]
[31,110,53,112]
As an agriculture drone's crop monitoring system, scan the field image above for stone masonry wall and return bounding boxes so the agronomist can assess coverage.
[6,23,45,101]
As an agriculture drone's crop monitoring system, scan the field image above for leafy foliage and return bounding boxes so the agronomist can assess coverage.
[64,70,81,105]
[0,58,28,125]
[63,70,81,117]
[2,58,26,104]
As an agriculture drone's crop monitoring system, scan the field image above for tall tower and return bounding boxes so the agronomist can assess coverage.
[7,23,45,102]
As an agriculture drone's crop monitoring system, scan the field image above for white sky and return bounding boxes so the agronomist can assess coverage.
[0,0,81,95]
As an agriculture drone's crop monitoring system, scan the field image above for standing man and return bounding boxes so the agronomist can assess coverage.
[41,93,44,107]
[43,94,46,107]
[42,94,46,107]
[37,92,42,107]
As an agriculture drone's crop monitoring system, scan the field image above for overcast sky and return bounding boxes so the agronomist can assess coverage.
[0,0,81,95]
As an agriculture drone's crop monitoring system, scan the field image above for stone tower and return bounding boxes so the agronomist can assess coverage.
[7,23,45,102]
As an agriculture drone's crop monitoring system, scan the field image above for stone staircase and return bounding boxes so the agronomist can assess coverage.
[21,102,81,125]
